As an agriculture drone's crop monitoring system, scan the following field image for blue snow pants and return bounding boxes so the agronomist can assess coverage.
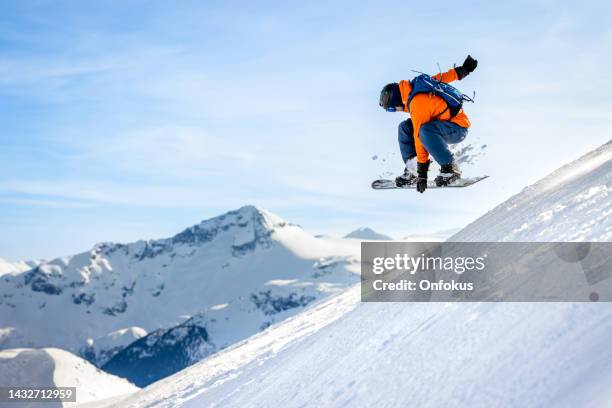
[398,119,468,165]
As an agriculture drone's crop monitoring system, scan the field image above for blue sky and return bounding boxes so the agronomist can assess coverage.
[1,0,611,260]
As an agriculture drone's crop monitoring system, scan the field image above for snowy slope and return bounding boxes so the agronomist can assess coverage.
[103,140,612,407]
[344,228,392,241]
[450,140,612,242]
[90,287,361,408]
[0,348,137,406]
[111,289,612,408]
[0,206,359,376]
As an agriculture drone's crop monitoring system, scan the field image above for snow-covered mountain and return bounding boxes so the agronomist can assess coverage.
[101,282,333,386]
[91,287,361,408]
[344,227,392,241]
[102,141,612,407]
[0,206,360,385]
[0,348,137,406]
[83,327,147,367]
[0,258,40,276]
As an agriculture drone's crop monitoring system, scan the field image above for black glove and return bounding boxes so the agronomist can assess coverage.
[455,55,478,80]
[416,160,430,194]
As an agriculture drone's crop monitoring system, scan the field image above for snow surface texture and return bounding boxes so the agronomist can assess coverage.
[343,227,392,241]
[103,140,612,407]
[0,347,137,407]
[0,206,360,382]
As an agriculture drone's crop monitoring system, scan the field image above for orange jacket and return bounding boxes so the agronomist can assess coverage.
[398,68,471,163]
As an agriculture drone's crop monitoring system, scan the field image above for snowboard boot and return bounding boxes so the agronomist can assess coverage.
[395,168,418,187]
[435,163,461,187]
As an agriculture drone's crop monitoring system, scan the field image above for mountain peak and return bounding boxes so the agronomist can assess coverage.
[344,227,392,241]
[88,206,292,264]
[169,205,289,251]
[224,205,287,229]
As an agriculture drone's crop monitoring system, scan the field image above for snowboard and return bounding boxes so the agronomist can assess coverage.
[371,175,489,190]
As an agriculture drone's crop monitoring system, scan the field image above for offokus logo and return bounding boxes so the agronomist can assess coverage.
[361,242,612,302]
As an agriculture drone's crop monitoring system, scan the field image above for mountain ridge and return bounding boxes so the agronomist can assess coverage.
[0,205,360,379]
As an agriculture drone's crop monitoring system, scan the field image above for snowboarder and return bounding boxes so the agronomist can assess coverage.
[379,55,478,193]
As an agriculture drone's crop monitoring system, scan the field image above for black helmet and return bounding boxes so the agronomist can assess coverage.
[379,83,402,110]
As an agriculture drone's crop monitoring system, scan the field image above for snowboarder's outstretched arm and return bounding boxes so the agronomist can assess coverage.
[431,55,478,83]
[431,68,459,84]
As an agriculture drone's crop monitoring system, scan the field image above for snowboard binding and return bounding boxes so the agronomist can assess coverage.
[395,170,418,187]
[434,163,462,187]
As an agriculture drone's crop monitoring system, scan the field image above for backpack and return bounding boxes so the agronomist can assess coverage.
[407,74,471,118]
